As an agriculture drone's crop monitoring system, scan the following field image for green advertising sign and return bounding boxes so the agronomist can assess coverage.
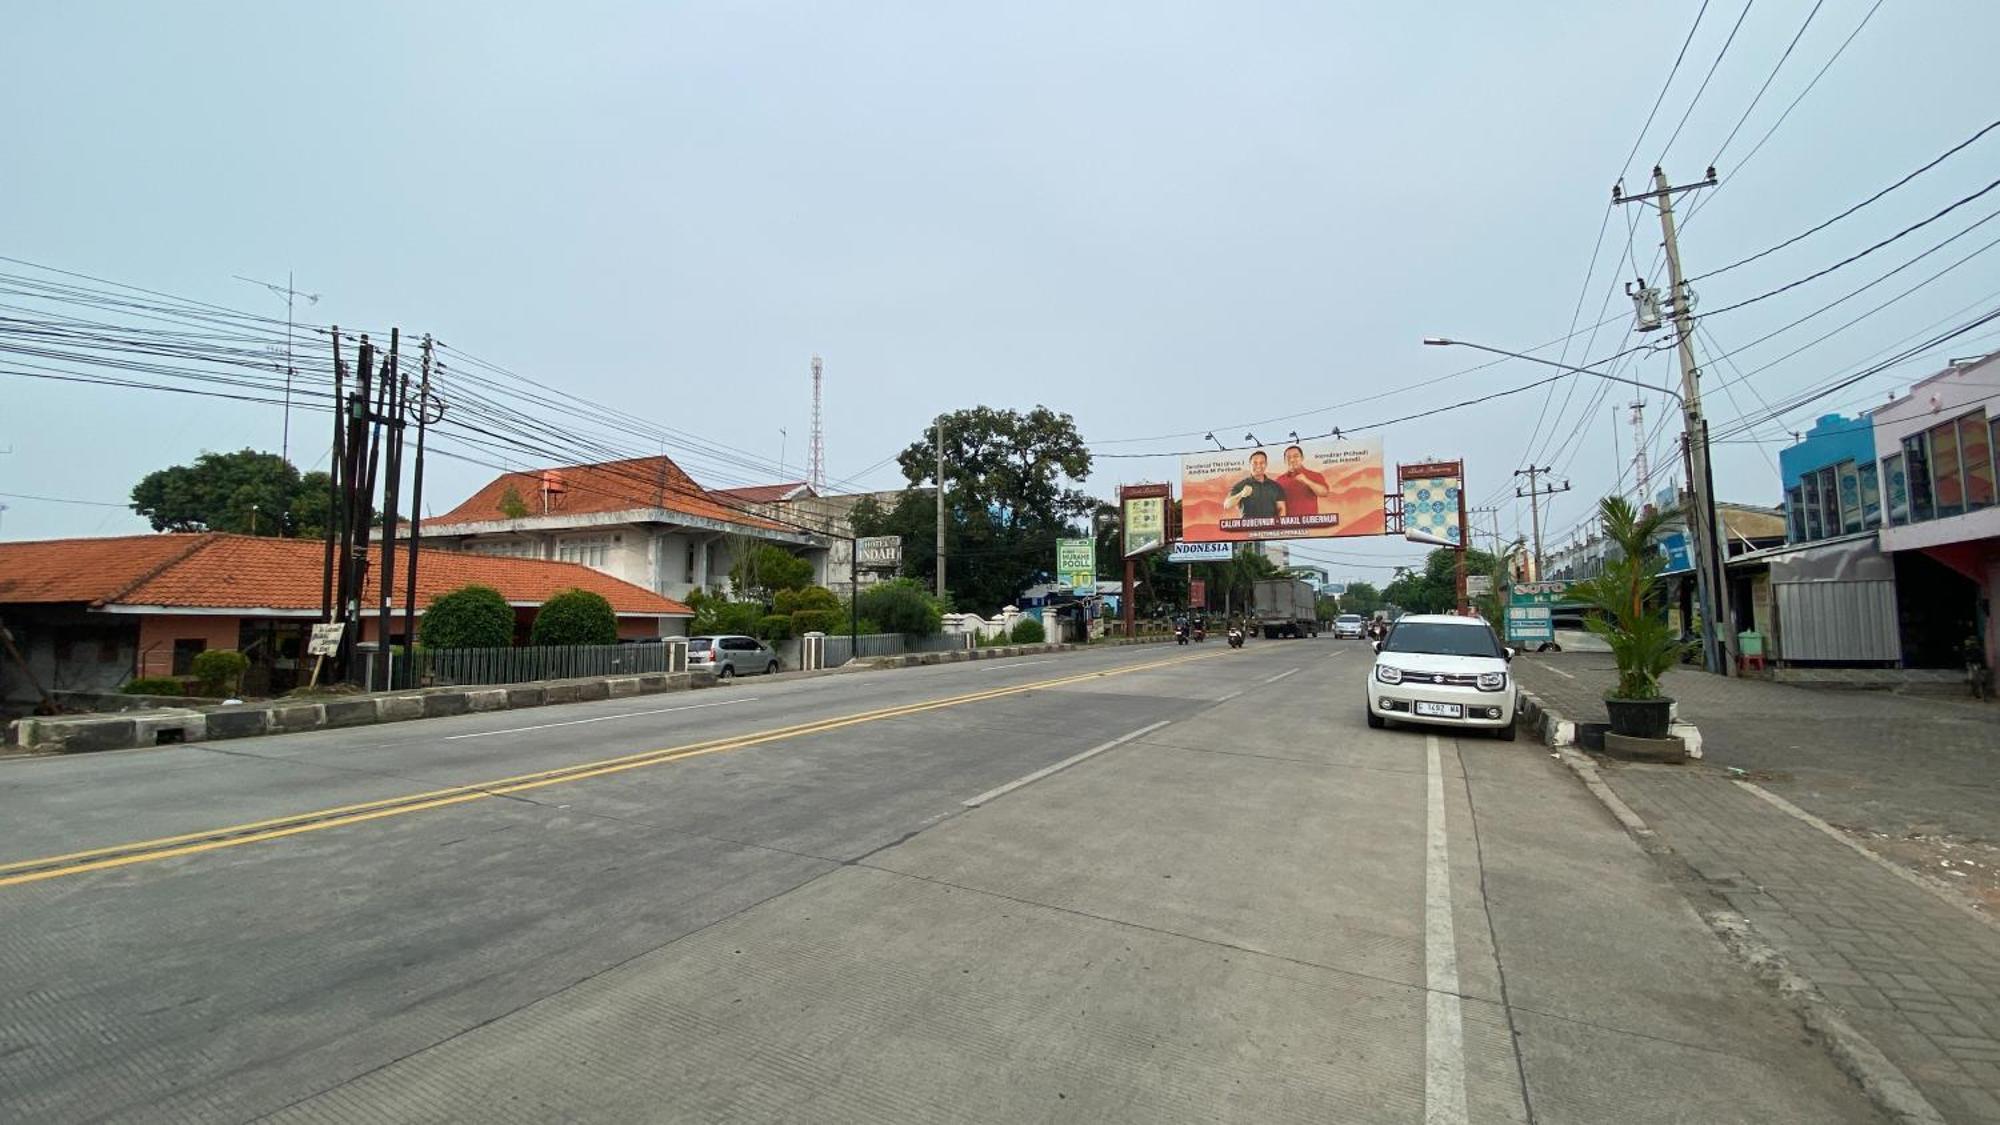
[1056,537,1096,593]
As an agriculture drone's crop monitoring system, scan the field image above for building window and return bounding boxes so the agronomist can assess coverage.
[1785,485,1806,542]
[1931,418,1964,518]
[1815,466,1841,540]
[1801,470,1823,540]
[1836,461,1862,534]
[556,536,610,568]
[171,638,207,676]
[468,539,539,559]
[1904,433,1934,522]
[1882,453,1907,525]
[1859,461,1881,529]
[1961,410,1994,510]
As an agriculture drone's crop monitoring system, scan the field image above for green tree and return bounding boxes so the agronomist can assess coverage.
[1382,547,1498,614]
[130,449,327,536]
[497,485,531,520]
[422,585,516,649]
[529,589,619,646]
[862,405,1093,615]
[728,543,814,603]
[856,578,945,635]
[1339,581,1385,617]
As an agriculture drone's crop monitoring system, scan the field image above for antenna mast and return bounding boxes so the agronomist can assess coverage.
[1630,399,1650,503]
[808,354,826,490]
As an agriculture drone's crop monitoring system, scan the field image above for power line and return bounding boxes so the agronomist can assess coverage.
[1655,0,1758,167]
[1704,0,1826,165]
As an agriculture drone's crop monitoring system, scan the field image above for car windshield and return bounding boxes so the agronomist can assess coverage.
[688,639,713,652]
[1382,622,1503,658]
[1337,615,1362,623]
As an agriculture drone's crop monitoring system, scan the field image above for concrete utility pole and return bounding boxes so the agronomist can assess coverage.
[1616,165,1733,675]
[934,418,946,601]
[1514,466,1569,581]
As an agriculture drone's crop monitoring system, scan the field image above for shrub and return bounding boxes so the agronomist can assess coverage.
[423,584,515,649]
[121,676,183,696]
[1010,618,1045,644]
[756,614,793,641]
[530,588,618,646]
[855,578,944,636]
[689,589,767,637]
[190,649,249,696]
[774,585,841,616]
[791,608,845,636]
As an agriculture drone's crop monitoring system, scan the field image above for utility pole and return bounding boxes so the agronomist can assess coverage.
[1616,165,1733,674]
[1468,505,1503,555]
[1514,466,1569,581]
[934,417,946,601]
[375,330,404,692]
[401,335,440,656]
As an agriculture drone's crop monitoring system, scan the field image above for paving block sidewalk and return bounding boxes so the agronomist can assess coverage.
[1516,654,2000,1123]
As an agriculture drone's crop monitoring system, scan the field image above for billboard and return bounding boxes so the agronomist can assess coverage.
[1056,537,1095,592]
[1399,460,1463,548]
[1180,436,1385,542]
[1120,483,1170,557]
[856,535,903,569]
[1189,579,1207,608]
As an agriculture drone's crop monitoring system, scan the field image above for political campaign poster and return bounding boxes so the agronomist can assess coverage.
[1399,460,1463,548]
[1179,436,1385,542]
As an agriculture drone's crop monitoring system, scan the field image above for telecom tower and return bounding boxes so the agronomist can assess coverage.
[808,354,826,491]
[1629,399,1649,504]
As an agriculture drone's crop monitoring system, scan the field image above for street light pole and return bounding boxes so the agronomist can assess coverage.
[1423,336,1726,673]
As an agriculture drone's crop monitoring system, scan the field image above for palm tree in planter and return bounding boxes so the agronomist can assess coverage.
[1570,495,1688,738]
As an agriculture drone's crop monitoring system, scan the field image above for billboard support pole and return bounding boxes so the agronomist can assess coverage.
[1123,558,1135,638]
[1456,477,1470,615]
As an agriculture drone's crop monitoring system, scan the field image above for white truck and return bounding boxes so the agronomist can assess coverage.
[1251,577,1319,639]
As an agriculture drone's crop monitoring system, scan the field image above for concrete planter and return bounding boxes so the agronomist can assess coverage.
[1604,696,1673,739]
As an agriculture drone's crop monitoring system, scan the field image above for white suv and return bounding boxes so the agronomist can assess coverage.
[1365,614,1517,740]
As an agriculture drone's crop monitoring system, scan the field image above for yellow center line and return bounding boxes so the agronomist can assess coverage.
[1,648,1225,889]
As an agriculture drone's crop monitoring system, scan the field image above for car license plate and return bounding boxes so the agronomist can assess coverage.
[1414,701,1463,718]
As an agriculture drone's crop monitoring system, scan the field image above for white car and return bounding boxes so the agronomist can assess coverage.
[1365,614,1518,740]
[1332,614,1366,639]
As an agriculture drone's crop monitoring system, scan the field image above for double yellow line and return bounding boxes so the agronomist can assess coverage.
[2,649,1220,890]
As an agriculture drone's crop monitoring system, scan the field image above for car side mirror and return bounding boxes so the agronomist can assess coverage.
[1504,647,1516,661]
[1370,640,1382,653]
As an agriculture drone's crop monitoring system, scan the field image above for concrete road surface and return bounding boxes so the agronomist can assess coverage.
[0,640,1881,1122]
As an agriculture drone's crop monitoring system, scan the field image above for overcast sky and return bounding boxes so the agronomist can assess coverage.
[7,2,1999,583]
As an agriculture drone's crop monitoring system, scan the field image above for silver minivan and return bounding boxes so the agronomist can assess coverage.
[688,634,781,679]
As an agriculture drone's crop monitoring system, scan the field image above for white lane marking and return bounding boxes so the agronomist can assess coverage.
[1542,664,1577,681]
[961,721,1172,808]
[1262,667,1302,684]
[979,659,1057,671]
[1214,690,1244,703]
[1425,734,1469,1124]
[443,697,759,740]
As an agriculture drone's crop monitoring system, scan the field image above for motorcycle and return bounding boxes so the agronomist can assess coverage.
[1175,625,1190,646]
[1227,628,1244,649]
[1192,624,1206,643]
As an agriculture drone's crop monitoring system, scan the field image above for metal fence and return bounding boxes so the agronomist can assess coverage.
[366,643,675,689]
[820,631,971,666]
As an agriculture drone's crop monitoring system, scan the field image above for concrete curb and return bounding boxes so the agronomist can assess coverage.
[1549,718,1946,1124]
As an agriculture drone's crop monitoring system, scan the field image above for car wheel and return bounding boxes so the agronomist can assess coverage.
[766,661,779,675]
[1366,706,1386,729]
[718,664,734,680]
[1495,721,1517,742]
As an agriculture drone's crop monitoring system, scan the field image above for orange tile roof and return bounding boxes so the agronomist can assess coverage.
[0,533,208,605]
[0,534,690,617]
[428,455,786,532]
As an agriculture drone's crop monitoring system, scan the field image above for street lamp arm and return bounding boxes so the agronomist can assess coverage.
[1423,338,1683,409]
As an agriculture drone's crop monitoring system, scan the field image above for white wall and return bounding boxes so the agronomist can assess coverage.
[1874,357,2000,552]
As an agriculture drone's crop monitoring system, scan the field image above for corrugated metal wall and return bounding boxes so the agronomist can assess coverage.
[1773,580,1901,662]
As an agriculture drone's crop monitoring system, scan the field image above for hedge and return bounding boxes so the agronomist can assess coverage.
[423,584,515,649]
[791,609,845,635]
[190,649,249,696]
[774,586,841,615]
[1009,618,1045,644]
[530,589,618,646]
[756,614,794,641]
[121,677,184,696]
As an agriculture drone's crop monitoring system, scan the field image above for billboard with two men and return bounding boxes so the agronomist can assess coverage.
[1179,436,1386,542]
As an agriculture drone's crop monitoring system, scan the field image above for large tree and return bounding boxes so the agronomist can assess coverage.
[1382,546,1499,615]
[130,449,331,537]
[858,406,1094,614]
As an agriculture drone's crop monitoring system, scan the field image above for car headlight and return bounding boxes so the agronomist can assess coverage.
[1476,671,1507,691]
[1375,664,1403,685]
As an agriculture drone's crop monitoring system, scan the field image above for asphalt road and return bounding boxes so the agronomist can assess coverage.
[0,639,1883,1122]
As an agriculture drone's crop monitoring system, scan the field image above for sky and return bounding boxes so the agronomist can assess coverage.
[6,1,2000,585]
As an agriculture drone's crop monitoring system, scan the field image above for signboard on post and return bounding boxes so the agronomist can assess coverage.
[1399,461,1464,548]
[307,622,346,657]
[1466,574,1492,597]
[1179,436,1385,542]
[1505,580,1571,645]
[1056,537,1095,593]
[1167,540,1233,563]
[1189,579,1207,608]
[856,535,903,570]
[1120,483,1170,557]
